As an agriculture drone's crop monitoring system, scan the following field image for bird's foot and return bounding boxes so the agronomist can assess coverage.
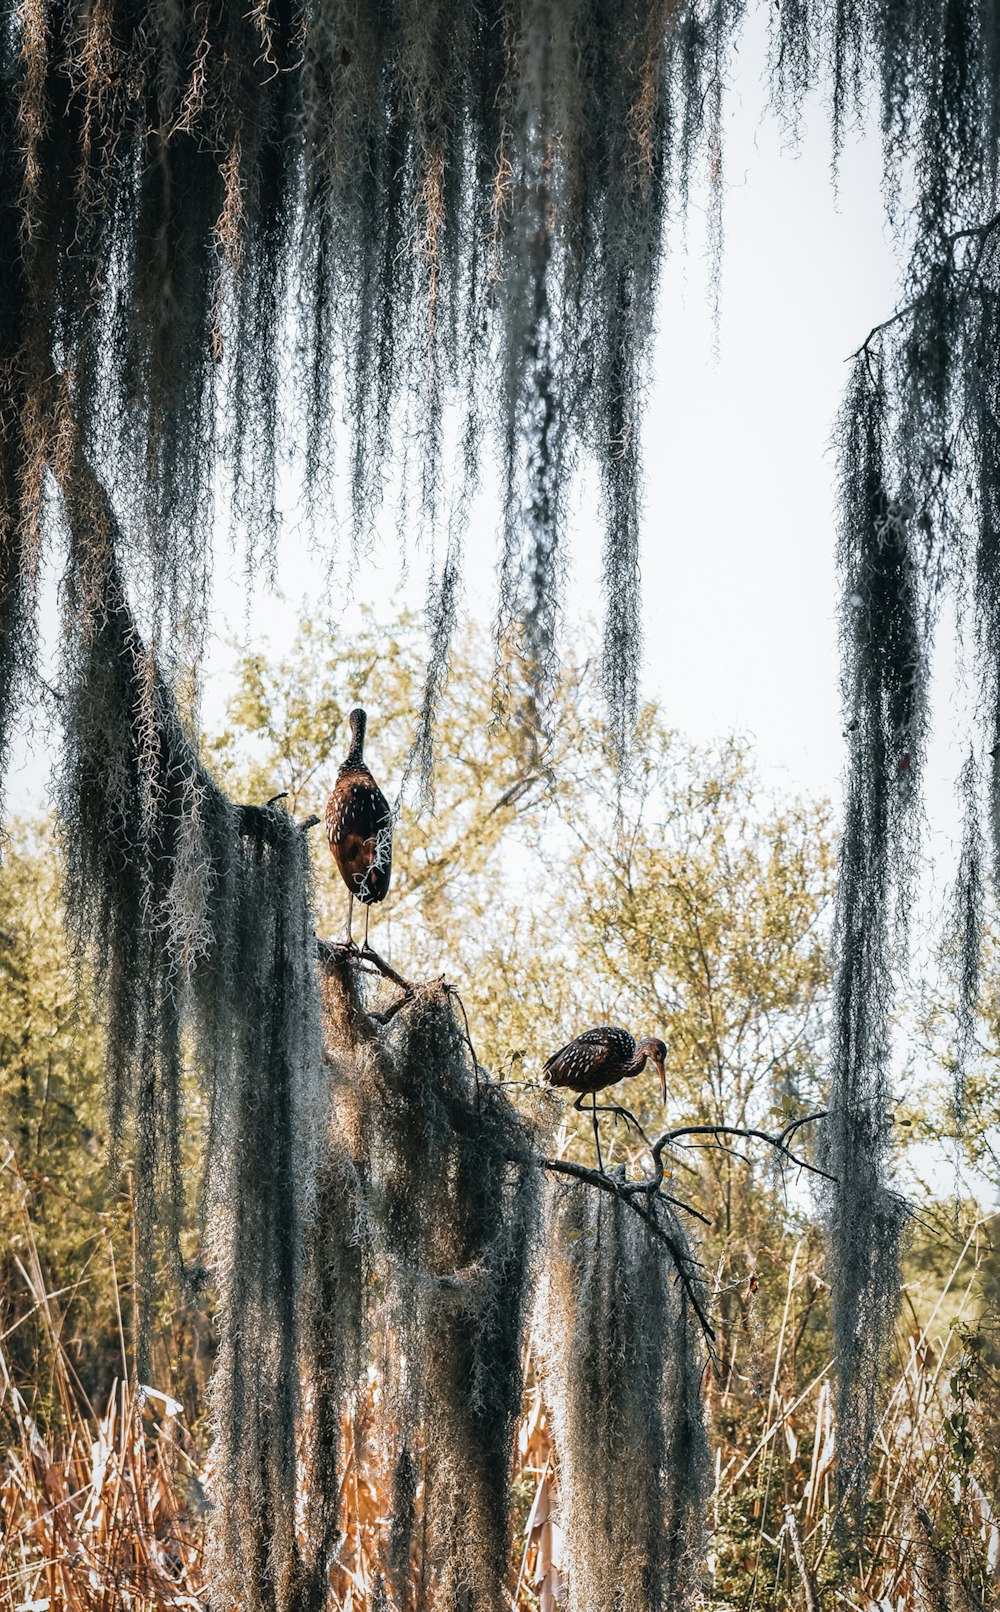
[600,1104,648,1142]
[355,942,413,994]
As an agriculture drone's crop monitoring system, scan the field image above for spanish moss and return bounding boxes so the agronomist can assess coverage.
[0,0,742,757]
[826,353,923,1516]
[540,1185,710,1612]
[315,961,542,1608]
[826,199,1000,1510]
[52,432,328,1609]
[410,525,464,806]
[969,224,1000,874]
[2,2,998,765]
[766,0,1000,259]
[6,2,1000,1591]
[951,753,983,1136]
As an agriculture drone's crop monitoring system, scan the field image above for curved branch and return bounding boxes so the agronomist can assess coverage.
[849,212,1000,359]
[648,1112,833,1186]
[316,936,414,997]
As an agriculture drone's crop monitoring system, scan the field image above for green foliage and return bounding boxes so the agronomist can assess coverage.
[917,907,1000,1187]
[207,609,559,953]
[0,821,112,1404]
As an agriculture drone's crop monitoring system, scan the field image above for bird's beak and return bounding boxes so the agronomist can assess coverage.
[656,1058,666,1107]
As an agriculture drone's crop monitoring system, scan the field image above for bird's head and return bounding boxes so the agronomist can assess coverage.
[637,1037,667,1105]
[347,706,367,761]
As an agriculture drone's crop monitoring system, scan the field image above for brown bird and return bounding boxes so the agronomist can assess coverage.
[326,707,393,949]
[543,1026,667,1172]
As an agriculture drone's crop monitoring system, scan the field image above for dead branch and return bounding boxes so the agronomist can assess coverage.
[315,936,414,998]
[647,1113,833,1187]
[784,1505,820,1612]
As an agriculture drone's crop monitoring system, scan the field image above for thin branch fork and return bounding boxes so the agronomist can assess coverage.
[553,1111,829,1203]
[848,210,1000,360]
[541,1111,828,1351]
[316,937,416,1022]
[646,1113,834,1187]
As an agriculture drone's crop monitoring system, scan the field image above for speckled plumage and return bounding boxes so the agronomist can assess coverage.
[326,709,392,906]
[544,1025,668,1173]
[543,1026,667,1098]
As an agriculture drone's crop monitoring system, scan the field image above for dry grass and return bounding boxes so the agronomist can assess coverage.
[0,1220,207,1612]
[1,1209,996,1612]
[0,1375,205,1612]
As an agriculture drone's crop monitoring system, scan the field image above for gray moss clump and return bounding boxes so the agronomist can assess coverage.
[827,209,1000,1522]
[540,1185,710,1612]
[323,968,542,1611]
[826,357,922,1515]
[53,436,330,1612]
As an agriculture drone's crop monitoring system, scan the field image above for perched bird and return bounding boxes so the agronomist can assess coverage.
[326,707,393,949]
[543,1026,667,1172]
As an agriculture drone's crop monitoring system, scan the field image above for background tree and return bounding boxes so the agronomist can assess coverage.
[210,616,833,1168]
[0,821,215,1421]
[0,822,111,1404]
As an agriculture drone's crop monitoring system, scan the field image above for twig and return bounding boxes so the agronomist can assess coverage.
[358,942,413,994]
[849,211,1000,360]
[316,936,413,996]
[367,993,415,1028]
[785,1506,820,1612]
[649,1114,834,1186]
[542,1155,709,1226]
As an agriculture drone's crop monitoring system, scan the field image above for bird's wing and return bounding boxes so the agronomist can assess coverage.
[543,1027,622,1088]
[327,775,393,899]
[329,777,391,841]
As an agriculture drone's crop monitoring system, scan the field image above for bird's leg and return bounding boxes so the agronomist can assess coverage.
[592,1091,604,1174]
[572,1091,605,1173]
[362,900,371,951]
[344,891,355,949]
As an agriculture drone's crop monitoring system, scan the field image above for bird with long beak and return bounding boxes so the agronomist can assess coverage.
[543,1025,667,1173]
